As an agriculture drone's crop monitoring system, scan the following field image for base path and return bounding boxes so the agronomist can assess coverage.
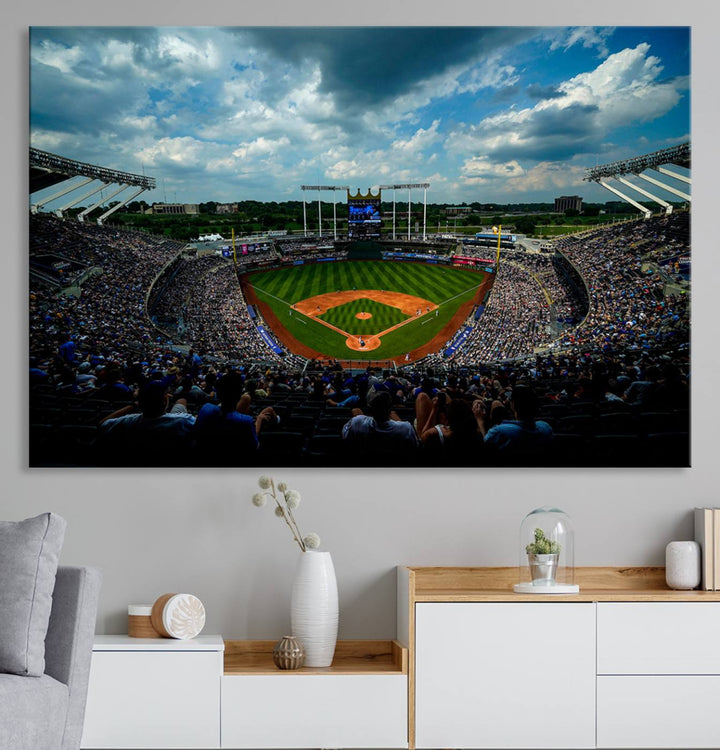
[293,289,436,318]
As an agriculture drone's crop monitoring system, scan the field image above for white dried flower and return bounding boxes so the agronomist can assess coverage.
[258,475,273,490]
[277,481,288,492]
[303,532,321,549]
[274,506,285,518]
[251,493,266,507]
[286,489,301,509]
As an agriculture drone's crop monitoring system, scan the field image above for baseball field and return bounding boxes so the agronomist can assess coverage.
[242,260,492,362]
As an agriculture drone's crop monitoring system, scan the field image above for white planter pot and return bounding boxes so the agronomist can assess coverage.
[290,550,338,667]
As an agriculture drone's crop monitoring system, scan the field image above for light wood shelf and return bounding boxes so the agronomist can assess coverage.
[224,639,407,675]
[405,566,720,602]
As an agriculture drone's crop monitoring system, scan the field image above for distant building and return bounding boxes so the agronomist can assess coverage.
[554,195,583,213]
[216,203,239,214]
[444,206,473,217]
[146,203,200,215]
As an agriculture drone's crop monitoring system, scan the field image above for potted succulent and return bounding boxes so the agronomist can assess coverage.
[525,528,561,585]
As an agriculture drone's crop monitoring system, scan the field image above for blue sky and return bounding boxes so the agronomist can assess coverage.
[29,26,690,205]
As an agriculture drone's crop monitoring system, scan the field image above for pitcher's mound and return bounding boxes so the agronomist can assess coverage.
[346,335,381,351]
[355,312,372,320]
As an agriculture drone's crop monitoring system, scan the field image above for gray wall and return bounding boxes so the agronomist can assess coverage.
[6,2,717,641]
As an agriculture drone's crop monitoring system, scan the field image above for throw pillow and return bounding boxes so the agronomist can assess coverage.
[0,513,66,676]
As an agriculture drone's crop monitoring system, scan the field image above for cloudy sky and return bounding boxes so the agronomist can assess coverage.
[29,26,689,205]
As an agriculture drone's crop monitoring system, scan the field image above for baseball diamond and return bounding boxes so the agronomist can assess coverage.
[242,260,490,362]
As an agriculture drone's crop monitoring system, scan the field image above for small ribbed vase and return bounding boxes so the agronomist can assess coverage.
[290,550,338,667]
[272,635,305,670]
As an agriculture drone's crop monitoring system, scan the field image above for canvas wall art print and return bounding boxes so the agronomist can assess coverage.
[29,26,690,467]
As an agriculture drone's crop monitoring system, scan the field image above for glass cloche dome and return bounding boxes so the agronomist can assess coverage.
[514,506,579,594]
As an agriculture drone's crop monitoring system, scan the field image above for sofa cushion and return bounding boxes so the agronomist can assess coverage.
[0,513,66,676]
[0,673,68,749]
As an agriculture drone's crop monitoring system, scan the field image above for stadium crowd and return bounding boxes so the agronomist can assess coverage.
[29,211,690,467]
[450,262,552,364]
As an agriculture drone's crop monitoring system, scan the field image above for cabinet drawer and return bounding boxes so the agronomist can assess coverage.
[597,603,720,674]
[597,675,720,748]
[221,673,407,748]
[415,602,596,749]
[81,650,222,749]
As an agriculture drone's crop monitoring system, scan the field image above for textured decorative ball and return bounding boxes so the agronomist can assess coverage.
[273,635,305,670]
[151,593,206,639]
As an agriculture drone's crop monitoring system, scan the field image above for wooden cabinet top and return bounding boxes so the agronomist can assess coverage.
[401,566,720,602]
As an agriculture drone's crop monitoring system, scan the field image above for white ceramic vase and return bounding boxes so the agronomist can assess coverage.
[290,550,338,667]
[665,540,701,590]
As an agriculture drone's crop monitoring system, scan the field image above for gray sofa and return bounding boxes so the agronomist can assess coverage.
[0,566,102,750]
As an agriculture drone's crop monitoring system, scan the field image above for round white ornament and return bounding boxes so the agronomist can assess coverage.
[151,593,206,639]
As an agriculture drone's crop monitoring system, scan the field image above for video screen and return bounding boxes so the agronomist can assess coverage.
[348,197,381,238]
[348,201,381,223]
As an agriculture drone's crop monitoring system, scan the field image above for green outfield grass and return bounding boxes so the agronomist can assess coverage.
[319,298,409,335]
[246,260,486,360]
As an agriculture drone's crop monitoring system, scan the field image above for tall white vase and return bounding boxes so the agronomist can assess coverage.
[290,550,338,667]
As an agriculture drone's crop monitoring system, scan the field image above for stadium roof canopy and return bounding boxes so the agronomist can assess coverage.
[583,143,690,219]
[29,148,157,224]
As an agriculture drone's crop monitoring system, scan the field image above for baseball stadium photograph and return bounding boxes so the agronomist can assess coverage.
[28,26,690,468]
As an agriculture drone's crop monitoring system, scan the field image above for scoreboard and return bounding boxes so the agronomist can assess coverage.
[348,189,382,239]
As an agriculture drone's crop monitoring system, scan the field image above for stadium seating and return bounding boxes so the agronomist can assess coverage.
[28,210,690,467]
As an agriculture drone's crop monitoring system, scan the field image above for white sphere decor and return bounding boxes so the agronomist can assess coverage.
[151,593,206,639]
[291,550,338,667]
[665,541,701,590]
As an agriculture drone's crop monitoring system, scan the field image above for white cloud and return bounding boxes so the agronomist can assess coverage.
[156,32,221,78]
[232,136,291,160]
[460,157,526,185]
[549,27,615,58]
[555,43,683,126]
[119,114,157,132]
[32,40,84,74]
[446,43,686,163]
[391,120,441,153]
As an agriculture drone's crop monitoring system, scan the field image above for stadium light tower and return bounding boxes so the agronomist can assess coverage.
[301,185,349,239]
[379,183,430,240]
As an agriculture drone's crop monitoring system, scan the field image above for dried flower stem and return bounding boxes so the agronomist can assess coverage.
[269,479,306,552]
[252,475,320,553]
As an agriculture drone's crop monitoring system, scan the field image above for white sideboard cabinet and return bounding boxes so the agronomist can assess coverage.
[81,636,407,749]
[81,635,224,749]
[399,566,720,750]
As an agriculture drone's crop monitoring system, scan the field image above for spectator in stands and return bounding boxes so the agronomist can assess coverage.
[58,333,76,364]
[624,366,661,407]
[415,392,485,465]
[342,390,418,461]
[96,380,195,466]
[193,371,277,465]
[94,364,133,402]
[476,384,553,459]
